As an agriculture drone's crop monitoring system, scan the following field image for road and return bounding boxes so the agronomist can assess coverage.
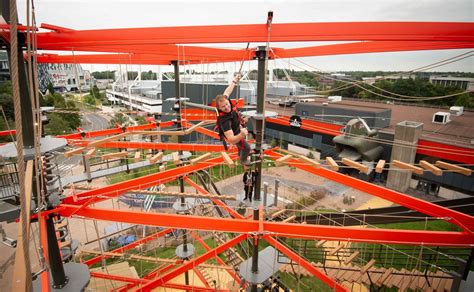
[81,112,110,132]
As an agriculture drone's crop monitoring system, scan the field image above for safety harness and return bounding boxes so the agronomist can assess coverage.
[214,99,246,151]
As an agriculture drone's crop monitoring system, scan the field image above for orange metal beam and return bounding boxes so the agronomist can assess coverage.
[264,236,347,292]
[56,205,474,247]
[36,22,474,48]
[69,140,225,153]
[271,41,474,59]
[189,231,242,285]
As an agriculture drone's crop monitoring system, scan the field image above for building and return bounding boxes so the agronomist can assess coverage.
[0,51,93,92]
[429,76,474,91]
[264,98,474,195]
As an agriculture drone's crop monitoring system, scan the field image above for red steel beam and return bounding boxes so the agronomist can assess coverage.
[183,176,243,219]
[271,41,474,59]
[90,271,149,285]
[37,43,252,59]
[116,260,178,291]
[36,22,474,48]
[70,140,225,152]
[264,236,347,292]
[57,205,474,247]
[84,228,174,266]
[265,149,474,231]
[58,123,158,140]
[417,139,474,164]
[189,231,242,285]
[193,268,212,288]
[136,234,248,291]
[63,153,237,204]
[36,53,241,65]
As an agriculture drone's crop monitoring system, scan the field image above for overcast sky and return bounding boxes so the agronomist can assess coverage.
[17,0,474,73]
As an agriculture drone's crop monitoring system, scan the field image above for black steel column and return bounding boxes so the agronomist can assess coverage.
[253,46,268,201]
[6,46,35,148]
[172,61,188,284]
[251,208,260,292]
[46,215,68,288]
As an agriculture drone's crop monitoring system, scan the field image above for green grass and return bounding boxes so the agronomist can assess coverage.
[277,271,331,291]
[375,219,462,232]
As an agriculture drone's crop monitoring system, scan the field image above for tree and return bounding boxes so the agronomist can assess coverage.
[47,82,55,94]
[454,93,471,107]
[110,113,128,127]
[44,113,71,135]
[83,94,96,105]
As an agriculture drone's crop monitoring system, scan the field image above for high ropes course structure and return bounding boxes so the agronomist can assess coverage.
[1,3,474,291]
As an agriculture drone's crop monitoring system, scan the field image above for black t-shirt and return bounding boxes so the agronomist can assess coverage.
[219,111,241,135]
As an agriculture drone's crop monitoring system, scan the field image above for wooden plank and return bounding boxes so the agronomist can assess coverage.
[89,132,129,148]
[282,215,296,223]
[344,251,360,265]
[84,148,96,159]
[11,161,34,292]
[101,151,128,161]
[59,239,72,248]
[315,240,327,248]
[134,151,141,162]
[271,209,287,219]
[326,157,339,171]
[375,159,386,173]
[298,155,320,168]
[172,152,181,165]
[342,158,369,174]
[392,160,424,175]
[183,120,214,134]
[377,267,394,286]
[221,152,235,168]
[149,152,163,164]
[64,146,86,158]
[419,160,443,176]
[360,259,376,274]
[190,153,212,165]
[435,160,472,176]
[328,243,345,256]
[275,154,293,166]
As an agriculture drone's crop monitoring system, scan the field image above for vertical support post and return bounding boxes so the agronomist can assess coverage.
[263,182,268,207]
[46,215,68,288]
[274,179,279,206]
[82,154,92,182]
[172,61,186,203]
[253,46,268,201]
[251,208,260,292]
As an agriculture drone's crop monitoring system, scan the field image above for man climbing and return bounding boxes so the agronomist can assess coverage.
[243,170,256,202]
[215,73,252,169]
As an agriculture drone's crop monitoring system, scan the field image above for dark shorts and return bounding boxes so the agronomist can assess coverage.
[236,139,251,165]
